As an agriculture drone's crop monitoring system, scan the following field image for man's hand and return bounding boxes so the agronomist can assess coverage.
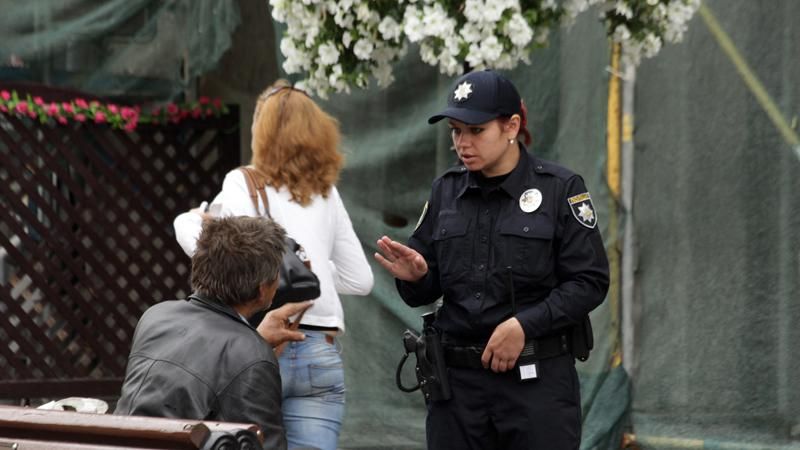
[256,301,313,347]
[481,318,526,373]
[374,236,428,282]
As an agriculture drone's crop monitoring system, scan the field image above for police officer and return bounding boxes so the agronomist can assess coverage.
[374,70,609,449]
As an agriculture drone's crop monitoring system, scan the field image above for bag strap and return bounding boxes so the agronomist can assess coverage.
[238,166,271,218]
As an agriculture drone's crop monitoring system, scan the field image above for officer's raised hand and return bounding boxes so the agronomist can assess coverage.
[374,236,428,282]
[481,317,526,373]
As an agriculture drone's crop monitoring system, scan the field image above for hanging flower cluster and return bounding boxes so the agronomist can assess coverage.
[270,0,407,98]
[271,0,700,97]
[0,90,229,132]
[602,0,701,66]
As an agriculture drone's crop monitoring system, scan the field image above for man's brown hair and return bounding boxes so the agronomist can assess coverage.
[191,216,285,307]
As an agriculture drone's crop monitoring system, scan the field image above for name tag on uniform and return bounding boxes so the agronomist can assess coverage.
[519,362,538,381]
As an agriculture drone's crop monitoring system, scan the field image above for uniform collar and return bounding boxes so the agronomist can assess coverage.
[458,144,534,199]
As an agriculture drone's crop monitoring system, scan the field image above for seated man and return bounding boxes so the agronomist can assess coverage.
[115,216,311,450]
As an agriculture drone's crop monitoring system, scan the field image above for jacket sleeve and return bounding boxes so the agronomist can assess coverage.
[217,360,287,450]
[515,175,610,338]
[395,183,442,307]
[329,187,374,295]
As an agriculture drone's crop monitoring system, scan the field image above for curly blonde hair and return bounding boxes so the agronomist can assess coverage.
[250,79,343,206]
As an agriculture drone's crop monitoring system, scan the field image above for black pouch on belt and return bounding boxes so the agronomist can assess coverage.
[516,340,539,382]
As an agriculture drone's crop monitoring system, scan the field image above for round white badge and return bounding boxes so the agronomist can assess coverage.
[519,188,542,213]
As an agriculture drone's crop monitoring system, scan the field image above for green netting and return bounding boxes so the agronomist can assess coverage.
[631,1,800,448]
[0,0,240,98]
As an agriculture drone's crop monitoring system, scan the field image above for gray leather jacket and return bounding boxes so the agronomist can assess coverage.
[115,295,285,450]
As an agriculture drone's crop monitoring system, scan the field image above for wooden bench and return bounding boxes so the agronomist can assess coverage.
[0,405,264,449]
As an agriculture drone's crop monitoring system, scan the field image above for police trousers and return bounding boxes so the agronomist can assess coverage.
[426,353,581,450]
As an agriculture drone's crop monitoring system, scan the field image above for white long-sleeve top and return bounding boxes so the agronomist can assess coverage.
[173,168,374,333]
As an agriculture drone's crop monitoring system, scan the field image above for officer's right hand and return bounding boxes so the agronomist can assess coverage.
[374,236,428,282]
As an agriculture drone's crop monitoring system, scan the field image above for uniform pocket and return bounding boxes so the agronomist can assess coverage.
[432,212,470,280]
[498,214,554,278]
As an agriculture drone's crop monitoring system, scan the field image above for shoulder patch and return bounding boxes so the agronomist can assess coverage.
[568,192,597,229]
[414,201,429,231]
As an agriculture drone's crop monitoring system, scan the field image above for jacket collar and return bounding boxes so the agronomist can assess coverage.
[188,293,255,328]
[457,144,535,199]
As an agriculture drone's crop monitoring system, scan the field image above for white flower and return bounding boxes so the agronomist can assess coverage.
[317,41,340,66]
[460,22,482,43]
[353,38,374,60]
[378,16,401,41]
[613,24,631,42]
[403,7,425,42]
[615,1,634,19]
[506,13,533,48]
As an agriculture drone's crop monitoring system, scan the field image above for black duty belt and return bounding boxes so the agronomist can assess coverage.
[444,333,570,369]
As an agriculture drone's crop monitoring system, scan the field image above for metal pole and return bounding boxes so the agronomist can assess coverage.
[620,56,637,376]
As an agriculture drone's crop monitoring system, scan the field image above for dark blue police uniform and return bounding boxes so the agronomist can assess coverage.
[396,144,609,449]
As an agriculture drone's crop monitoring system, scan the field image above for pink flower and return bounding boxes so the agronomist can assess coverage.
[205,108,214,117]
[16,102,28,114]
[75,99,88,109]
[0,105,6,113]
[62,102,74,113]
[213,98,222,108]
[27,110,36,118]
[75,113,86,122]
[34,97,44,106]
[166,103,179,115]
[199,96,210,105]
[0,91,10,101]
[191,107,202,118]
[47,103,59,116]
[94,112,106,123]
[108,104,119,114]
[57,116,68,125]
[121,107,137,121]
[123,119,138,132]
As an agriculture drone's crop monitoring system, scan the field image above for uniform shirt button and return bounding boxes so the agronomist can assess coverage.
[484,210,490,215]
[474,292,481,299]
[478,264,485,270]
[441,228,447,236]
[523,226,529,232]
[480,236,487,243]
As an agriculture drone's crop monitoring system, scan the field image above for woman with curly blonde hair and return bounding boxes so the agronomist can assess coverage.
[174,79,374,450]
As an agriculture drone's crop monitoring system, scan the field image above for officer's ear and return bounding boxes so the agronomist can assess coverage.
[503,114,521,135]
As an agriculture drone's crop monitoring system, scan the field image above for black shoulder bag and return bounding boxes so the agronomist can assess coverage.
[239,167,320,326]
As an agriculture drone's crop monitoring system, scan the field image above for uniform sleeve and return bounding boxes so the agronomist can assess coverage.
[395,183,443,307]
[515,175,610,338]
[329,187,374,295]
[218,361,287,450]
[172,170,258,257]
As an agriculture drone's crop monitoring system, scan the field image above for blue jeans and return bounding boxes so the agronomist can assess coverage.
[278,331,345,450]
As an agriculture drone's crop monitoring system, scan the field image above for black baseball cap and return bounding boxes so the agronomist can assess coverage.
[428,70,522,125]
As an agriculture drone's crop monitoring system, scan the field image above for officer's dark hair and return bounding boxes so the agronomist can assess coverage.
[191,216,286,307]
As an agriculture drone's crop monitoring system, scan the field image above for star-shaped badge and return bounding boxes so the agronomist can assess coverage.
[567,192,597,229]
[578,203,594,223]
[453,82,473,102]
